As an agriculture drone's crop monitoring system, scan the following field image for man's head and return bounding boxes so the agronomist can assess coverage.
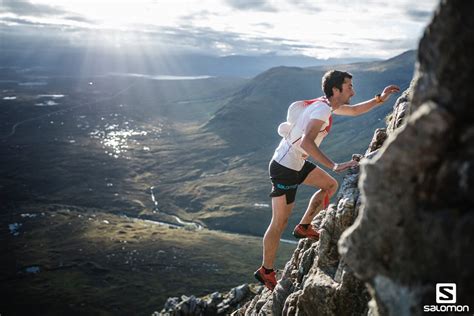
[322,70,354,101]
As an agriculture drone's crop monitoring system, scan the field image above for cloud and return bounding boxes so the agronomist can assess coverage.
[1,0,67,17]
[0,16,401,59]
[223,0,278,12]
[148,24,334,55]
[405,8,433,21]
[62,15,95,24]
[0,0,439,59]
[252,22,273,29]
[0,0,95,26]
[179,10,220,23]
[288,0,322,13]
[355,36,420,55]
[0,16,45,27]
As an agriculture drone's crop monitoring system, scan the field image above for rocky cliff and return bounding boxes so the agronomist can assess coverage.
[339,0,474,314]
[158,1,474,315]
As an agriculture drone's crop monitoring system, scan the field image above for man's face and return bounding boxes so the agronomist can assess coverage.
[340,78,355,104]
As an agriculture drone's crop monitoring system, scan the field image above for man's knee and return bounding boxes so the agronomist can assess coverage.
[270,218,289,232]
[324,178,338,195]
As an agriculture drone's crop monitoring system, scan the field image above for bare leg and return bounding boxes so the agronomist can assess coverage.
[299,167,338,225]
[262,195,294,269]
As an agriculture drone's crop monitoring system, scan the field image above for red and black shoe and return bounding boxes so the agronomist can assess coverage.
[292,224,320,240]
[254,266,277,291]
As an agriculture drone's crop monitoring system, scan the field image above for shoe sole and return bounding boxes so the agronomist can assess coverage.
[292,231,306,239]
[292,231,319,240]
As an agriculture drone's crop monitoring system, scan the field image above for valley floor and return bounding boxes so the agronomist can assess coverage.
[1,203,294,315]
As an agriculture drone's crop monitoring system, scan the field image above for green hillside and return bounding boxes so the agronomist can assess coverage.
[149,51,417,237]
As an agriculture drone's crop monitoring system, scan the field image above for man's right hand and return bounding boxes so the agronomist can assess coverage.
[333,160,359,173]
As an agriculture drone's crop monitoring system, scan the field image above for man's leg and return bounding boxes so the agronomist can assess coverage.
[262,194,294,269]
[299,167,338,225]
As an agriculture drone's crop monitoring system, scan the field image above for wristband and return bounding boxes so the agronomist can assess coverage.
[375,93,384,104]
[332,163,339,171]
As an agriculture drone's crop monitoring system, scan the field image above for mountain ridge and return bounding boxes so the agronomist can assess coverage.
[204,50,416,159]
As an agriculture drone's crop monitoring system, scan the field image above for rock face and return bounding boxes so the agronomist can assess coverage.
[339,1,474,315]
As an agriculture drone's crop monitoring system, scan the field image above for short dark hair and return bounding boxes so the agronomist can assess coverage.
[322,70,353,98]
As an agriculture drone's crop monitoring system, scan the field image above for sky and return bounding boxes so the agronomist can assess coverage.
[0,0,439,59]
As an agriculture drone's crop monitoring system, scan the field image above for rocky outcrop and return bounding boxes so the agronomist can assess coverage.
[339,1,474,315]
[157,283,258,315]
[385,85,412,134]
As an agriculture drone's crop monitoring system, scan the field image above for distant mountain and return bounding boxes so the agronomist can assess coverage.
[212,54,377,77]
[0,34,376,78]
[204,50,416,162]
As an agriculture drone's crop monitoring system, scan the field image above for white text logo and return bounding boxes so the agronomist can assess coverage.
[436,283,456,304]
[423,283,469,313]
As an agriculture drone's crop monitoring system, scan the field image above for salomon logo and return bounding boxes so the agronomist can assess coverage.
[423,283,469,313]
[436,283,456,304]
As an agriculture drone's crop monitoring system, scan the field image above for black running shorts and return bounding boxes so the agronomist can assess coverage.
[269,160,317,205]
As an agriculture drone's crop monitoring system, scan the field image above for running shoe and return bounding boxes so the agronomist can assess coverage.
[254,266,277,291]
[292,224,320,240]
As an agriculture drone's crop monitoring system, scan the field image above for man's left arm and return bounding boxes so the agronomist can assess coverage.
[334,85,400,116]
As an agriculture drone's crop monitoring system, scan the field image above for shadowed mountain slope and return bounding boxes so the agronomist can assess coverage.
[204,50,416,163]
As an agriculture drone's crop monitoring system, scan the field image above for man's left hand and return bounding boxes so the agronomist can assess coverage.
[381,85,401,102]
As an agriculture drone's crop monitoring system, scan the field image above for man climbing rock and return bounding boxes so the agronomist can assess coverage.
[254,70,400,290]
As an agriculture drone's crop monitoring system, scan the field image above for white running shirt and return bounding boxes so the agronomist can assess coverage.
[272,100,332,170]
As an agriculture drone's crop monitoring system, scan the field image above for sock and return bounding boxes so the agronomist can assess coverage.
[262,266,274,274]
[323,193,330,209]
[299,224,310,229]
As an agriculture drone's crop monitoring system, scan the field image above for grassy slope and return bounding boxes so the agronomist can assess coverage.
[1,204,294,315]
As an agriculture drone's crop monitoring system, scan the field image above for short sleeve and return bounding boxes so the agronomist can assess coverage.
[308,103,331,122]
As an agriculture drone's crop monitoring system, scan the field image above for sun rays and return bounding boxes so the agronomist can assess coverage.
[2,0,439,59]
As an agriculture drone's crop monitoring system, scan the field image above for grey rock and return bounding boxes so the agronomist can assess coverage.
[218,284,250,314]
[163,297,181,311]
[159,284,254,316]
[386,87,413,134]
[340,1,474,315]
[281,290,301,316]
[272,277,294,315]
[297,246,316,283]
[365,128,388,155]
